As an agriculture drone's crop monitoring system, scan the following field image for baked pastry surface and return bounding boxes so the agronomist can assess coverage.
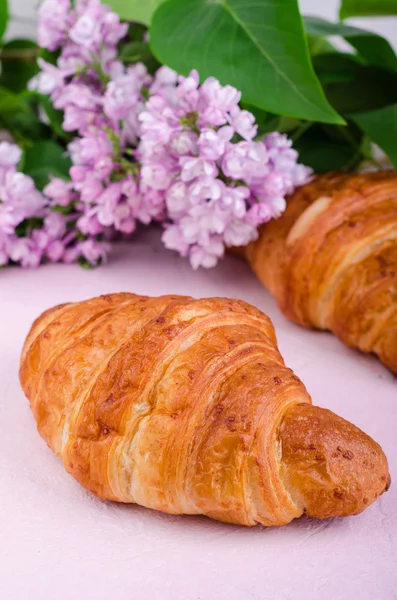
[246,171,397,374]
[20,293,390,526]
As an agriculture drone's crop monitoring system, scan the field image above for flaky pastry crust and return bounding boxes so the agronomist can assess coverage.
[245,171,397,374]
[20,293,390,526]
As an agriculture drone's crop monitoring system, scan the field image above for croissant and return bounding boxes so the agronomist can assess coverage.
[20,293,390,527]
[244,171,397,374]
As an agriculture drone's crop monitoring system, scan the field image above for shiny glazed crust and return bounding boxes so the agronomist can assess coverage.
[20,293,390,526]
[246,171,397,374]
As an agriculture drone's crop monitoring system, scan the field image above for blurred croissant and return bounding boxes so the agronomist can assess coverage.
[20,293,390,527]
[245,171,397,374]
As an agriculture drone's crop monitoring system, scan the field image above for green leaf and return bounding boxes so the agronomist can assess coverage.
[0,85,28,118]
[351,104,397,169]
[119,41,160,73]
[278,116,304,133]
[312,54,397,113]
[23,140,71,189]
[150,0,343,124]
[307,35,338,57]
[0,0,8,40]
[340,0,397,18]
[293,123,364,172]
[0,89,52,147]
[0,39,39,93]
[304,16,397,73]
[52,203,76,216]
[106,0,165,25]
[15,217,44,238]
[39,95,71,140]
[126,23,148,42]
[313,53,363,84]
[38,47,59,65]
[295,137,359,172]
[10,107,50,145]
[0,86,34,146]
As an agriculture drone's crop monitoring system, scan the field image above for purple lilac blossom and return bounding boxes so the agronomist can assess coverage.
[0,141,108,267]
[22,0,312,269]
[138,70,312,268]
[31,0,168,244]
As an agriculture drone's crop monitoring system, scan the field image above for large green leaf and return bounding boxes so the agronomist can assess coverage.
[304,16,397,73]
[0,0,8,40]
[0,39,38,93]
[340,0,397,18]
[150,0,343,124]
[293,122,365,172]
[23,140,71,189]
[351,104,397,169]
[313,53,364,84]
[295,136,360,172]
[106,0,164,25]
[312,54,397,113]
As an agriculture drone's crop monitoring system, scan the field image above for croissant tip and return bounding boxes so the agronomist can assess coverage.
[279,403,390,520]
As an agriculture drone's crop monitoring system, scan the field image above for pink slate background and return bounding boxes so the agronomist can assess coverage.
[1,229,396,600]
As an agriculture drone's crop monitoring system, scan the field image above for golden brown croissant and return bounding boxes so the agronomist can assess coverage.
[20,293,390,526]
[245,171,397,374]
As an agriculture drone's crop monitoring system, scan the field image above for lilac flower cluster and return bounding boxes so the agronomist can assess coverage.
[0,142,108,267]
[30,0,172,242]
[139,70,312,268]
[5,0,311,269]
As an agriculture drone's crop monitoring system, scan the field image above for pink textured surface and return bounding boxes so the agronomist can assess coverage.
[1,229,396,600]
